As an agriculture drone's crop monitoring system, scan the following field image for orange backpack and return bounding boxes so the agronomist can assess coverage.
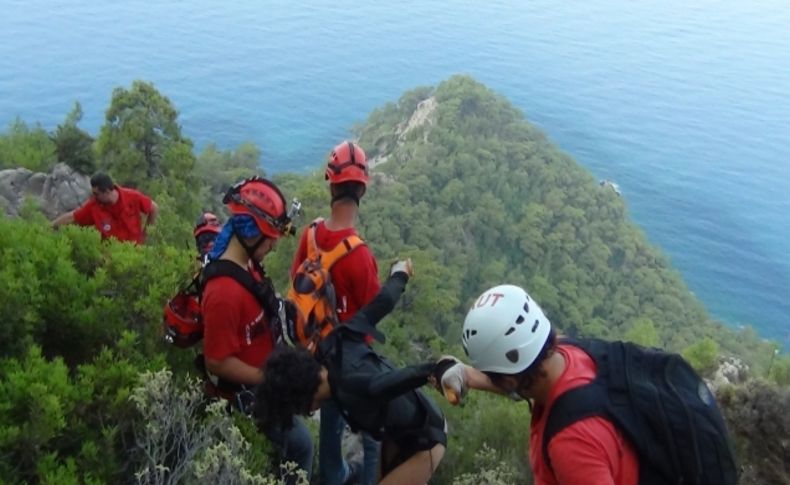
[285,221,364,353]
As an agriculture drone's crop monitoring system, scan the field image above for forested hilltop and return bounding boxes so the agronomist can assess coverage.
[1,76,787,484]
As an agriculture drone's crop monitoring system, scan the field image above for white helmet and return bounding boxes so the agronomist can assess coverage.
[462,284,552,374]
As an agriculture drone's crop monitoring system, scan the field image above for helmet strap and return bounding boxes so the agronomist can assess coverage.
[330,182,365,206]
[233,226,267,260]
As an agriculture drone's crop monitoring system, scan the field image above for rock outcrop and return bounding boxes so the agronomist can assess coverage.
[0,163,90,218]
[707,356,750,393]
[368,96,437,168]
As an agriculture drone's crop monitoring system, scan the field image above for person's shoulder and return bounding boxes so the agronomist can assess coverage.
[77,196,97,210]
[547,344,597,400]
[72,196,98,222]
[558,343,596,369]
[118,186,150,200]
[316,222,360,247]
[202,275,251,299]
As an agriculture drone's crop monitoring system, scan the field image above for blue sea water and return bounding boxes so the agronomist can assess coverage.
[1,0,789,345]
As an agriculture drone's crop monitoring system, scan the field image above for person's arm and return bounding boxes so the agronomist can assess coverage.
[434,358,506,405]
[352,245,381,308]
[463,365,506,394]
[51,210,75,229]
[145,200,158,228]
[365,362,435,400]
[343,270,408,341]
[205,355,264,386]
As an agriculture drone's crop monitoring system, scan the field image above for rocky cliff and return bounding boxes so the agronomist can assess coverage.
[0,163,89,218]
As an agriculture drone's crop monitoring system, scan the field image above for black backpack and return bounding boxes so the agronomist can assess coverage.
[544,338,738,485]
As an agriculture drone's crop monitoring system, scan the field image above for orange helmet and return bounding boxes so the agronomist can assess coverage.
[325,141,369,186]
[223,176,290,239]
[193,212,222,238]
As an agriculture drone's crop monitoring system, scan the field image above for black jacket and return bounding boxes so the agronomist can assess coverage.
[317,272,446,449]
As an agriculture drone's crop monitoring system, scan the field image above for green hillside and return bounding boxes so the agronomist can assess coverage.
[0,76,786,484]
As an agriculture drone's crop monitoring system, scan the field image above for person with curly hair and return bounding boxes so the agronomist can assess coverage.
[255,260,447,485]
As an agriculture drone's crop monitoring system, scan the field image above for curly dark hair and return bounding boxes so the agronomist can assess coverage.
[253,346,323,432]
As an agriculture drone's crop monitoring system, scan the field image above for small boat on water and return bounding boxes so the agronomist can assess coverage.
[599,179,621,196]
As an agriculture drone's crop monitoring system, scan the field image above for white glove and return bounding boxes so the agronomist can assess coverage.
[389,258,414,277]
[434,356,468,405]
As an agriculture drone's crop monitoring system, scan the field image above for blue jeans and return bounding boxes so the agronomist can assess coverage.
[265,416,314,484]
[319,400,380,485]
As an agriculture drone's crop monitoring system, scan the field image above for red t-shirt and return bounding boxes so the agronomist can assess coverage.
[290,220,380,323]
[201,262,275,368]
[72,186,153,244]
[530,344,639,485]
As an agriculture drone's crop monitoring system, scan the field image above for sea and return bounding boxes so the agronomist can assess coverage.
[1,0,788,346]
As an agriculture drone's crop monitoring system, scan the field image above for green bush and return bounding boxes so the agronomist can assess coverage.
[0,118,56,171]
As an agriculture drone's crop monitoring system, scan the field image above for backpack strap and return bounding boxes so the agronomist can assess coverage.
[305,221,365,269]
[306,220,321,261]
[322,235,364,269]
[201,259,281,327]
[542,338,625,473]
[542,381,609,472]
[201,259,260,297]
[182,271,202,296]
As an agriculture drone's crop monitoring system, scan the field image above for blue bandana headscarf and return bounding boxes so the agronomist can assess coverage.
[208,214,262,261]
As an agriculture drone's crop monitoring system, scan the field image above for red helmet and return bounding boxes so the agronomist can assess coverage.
[223,176,290,239]
[163,291,203,348]
[193,212,222,238]
[325,141,369,186]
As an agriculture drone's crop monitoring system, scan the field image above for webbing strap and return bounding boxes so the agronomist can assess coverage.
[322,235,364,269]
[304,222,365,269]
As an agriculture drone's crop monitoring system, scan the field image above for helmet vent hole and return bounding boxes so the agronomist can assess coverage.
[462,342,469,357]
[506,349,519,363]
[531,319,540,333]
[523,302,530,313]
[515,315,525,325]
[471,330,477,336]
[505,327,515,336]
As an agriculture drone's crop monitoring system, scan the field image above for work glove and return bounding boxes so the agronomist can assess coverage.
[389,258,414,278]
[433,356,468,405]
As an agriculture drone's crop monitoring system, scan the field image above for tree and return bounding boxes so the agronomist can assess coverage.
[96,80,195,188]
[0,117,56,171]
[195,141,265,201]
[50,102,95,174]
[682,338,720,375]
[624,317,659,347]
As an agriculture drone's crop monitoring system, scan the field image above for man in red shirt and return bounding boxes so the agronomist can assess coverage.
[51,172,158,244]
[202,176,311,483]
[436,285,639,485]
[290,141,380,485]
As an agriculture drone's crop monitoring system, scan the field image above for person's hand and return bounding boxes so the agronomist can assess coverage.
[433,356,467,405]
[389,258,414,277]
